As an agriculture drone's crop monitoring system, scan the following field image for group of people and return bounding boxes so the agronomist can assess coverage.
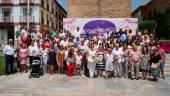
[3,26,166,82]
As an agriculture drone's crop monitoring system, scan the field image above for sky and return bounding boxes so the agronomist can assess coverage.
[132,0,150,11]
[57,0,150,11]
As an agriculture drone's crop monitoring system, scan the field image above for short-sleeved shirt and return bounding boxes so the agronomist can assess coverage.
[129,50,141,62]
[75,55,82,64]
[152,53,161,63]
[105,53,113,63]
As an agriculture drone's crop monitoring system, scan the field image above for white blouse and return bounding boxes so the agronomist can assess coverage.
[87,49,96,62]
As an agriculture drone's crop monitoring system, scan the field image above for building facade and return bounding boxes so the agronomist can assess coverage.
[132,0,170,39]
[132,0,170,22]
[0,0,67,48]
[68,0,131,18]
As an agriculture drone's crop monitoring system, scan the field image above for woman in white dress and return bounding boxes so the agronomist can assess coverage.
[87,43,96,78]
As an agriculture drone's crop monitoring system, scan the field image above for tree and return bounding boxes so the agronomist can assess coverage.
[138,20,157,31]
[156,8,170,40]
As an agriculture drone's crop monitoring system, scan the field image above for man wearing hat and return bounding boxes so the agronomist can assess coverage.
[3,39,15,75]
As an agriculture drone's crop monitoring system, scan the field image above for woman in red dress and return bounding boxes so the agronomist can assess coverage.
[66,48,75,77]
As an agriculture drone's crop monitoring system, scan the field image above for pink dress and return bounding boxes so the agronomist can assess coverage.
[19,48,28,65]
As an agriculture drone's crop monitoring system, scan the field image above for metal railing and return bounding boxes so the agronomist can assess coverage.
[0,0,40,4]
[20,15,35,22]
[0,15,36,23]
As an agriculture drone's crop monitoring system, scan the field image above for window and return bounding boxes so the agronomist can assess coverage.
[2,8,11,22]
[47,15,50,26]
[47,0,49,11]
[3,8,11,16]
[154,9,157,16]
[148,11,152,19]
[41,10,44,24]
[22,7,32,15]
[41,0,44,7]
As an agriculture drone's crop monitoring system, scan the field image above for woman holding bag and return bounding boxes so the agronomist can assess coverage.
[150,46,161,82]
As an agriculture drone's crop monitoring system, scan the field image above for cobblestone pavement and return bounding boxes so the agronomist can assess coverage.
[0,73,170,96]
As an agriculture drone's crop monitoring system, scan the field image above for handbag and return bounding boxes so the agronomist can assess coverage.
[151,63,157,69]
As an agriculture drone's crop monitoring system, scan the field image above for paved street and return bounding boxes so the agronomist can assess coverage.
[0,72,170,96]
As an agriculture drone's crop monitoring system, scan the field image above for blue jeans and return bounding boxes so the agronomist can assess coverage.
[160,61,165,70]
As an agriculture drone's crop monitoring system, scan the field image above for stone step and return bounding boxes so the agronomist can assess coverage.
[166,54,170,57]
[165,68,170,72]
[166,60,170,64]
[165,72,170,77]
[165,64,170,68]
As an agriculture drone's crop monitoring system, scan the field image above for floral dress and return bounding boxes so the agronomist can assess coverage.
[141,54,150,71]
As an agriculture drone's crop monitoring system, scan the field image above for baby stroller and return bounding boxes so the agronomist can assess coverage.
[29,56,43,78]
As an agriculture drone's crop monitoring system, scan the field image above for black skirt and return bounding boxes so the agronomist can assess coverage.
[96,62,105,70]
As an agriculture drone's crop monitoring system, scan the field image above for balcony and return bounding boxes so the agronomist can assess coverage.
[0,16,13,22]
[20,15,35,22]
[20,0,40,4]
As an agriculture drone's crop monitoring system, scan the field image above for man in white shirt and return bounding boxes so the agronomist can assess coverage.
[74,27,81,38]
[32,43,41,57]
[75,50,82,75]
[3,39,15,75]
[31,28,41,41]
[20,26,28,40]
[103,31,110,40]
[112,44,123,78]
[60,38,69,48]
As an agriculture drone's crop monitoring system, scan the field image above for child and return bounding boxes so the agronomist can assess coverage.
[75,49,82,75]
[19,44,28,73]
[56,46,65,74]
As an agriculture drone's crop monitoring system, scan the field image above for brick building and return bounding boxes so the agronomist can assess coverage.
[0,0,67,48]
[68,0,131,18]
[132,0,170,22]
[132,0,170,39]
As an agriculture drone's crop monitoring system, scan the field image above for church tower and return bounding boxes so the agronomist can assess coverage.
[68,0,132,18]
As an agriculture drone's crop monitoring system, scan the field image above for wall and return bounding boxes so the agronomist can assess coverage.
[68,0,131,18]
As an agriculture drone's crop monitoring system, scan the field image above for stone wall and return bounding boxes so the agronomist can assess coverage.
[68,0,131,18]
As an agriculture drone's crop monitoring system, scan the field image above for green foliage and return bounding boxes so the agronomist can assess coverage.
[139,20,157,31]
[0,56,5,75]
[156,8,170,40]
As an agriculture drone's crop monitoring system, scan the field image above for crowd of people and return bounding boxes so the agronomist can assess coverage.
[3,26,166,82]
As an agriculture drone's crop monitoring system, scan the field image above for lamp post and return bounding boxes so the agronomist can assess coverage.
[27,0,30,31]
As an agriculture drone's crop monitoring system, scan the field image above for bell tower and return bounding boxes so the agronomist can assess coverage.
[68,0,131,18]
